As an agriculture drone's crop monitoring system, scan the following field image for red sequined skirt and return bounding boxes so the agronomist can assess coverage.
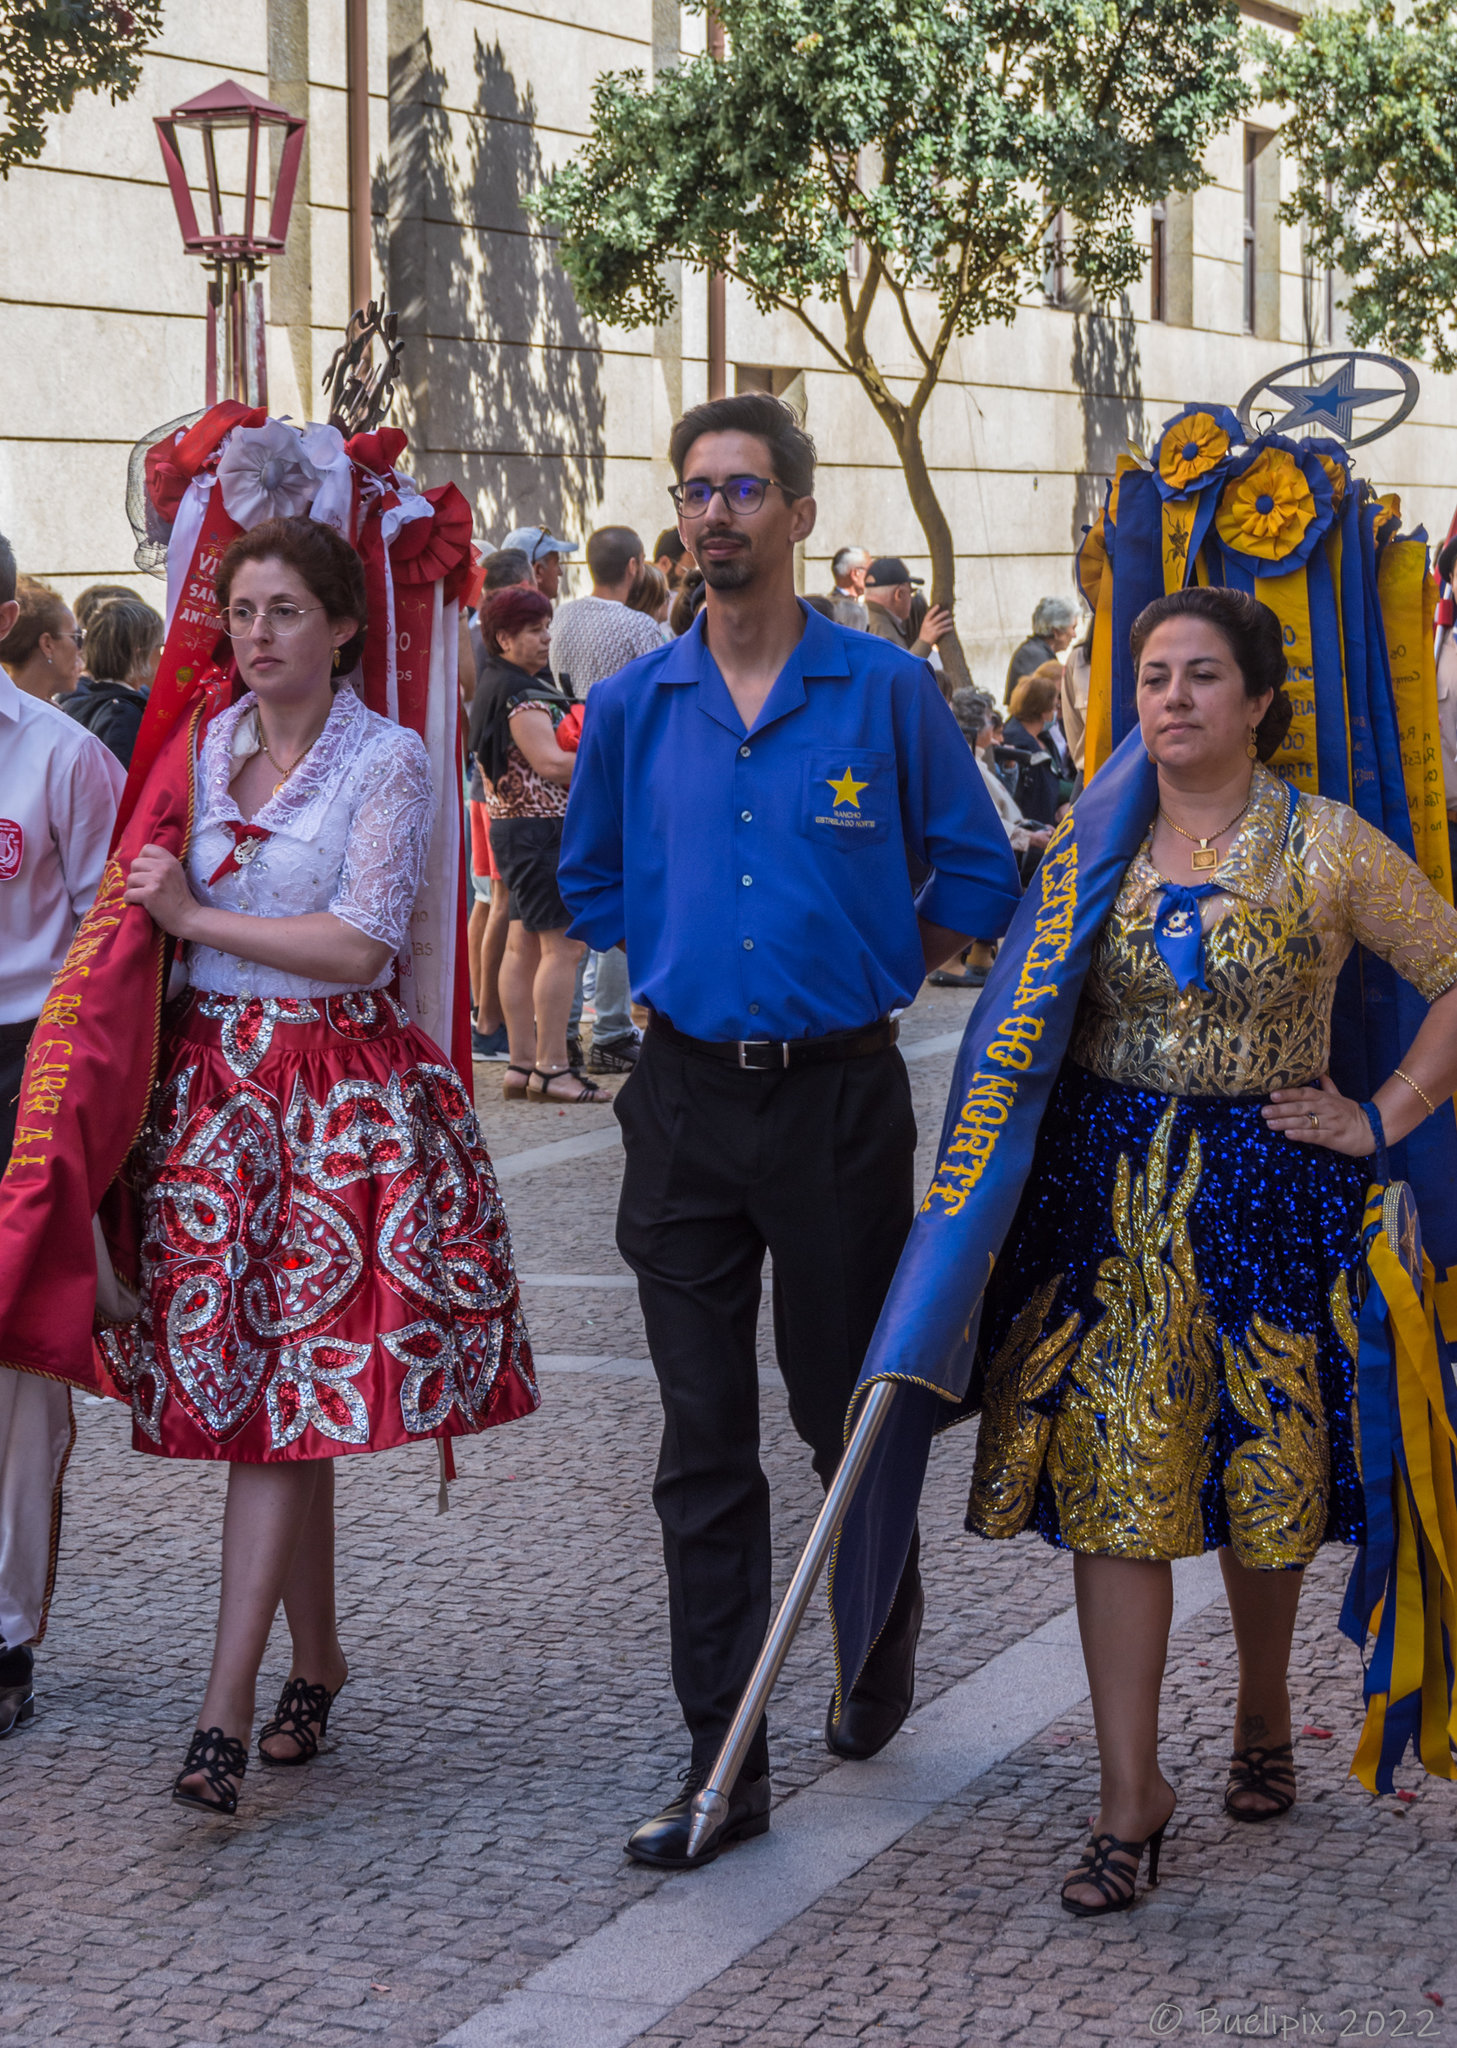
[99,989,538,1462]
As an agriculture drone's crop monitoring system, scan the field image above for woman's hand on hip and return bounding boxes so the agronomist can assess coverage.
[123,843,199,940]
[1262,1074,1374,1158]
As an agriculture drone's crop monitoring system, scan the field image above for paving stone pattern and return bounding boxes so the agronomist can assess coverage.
[2,989,1449,2047]
[636,1547,1457,2046]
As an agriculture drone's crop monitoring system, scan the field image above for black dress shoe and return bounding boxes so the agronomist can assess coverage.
[0,1644,35,1738]
[825,1573,925,1760]
[625,1764,770,1870]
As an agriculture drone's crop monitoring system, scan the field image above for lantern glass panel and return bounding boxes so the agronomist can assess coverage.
[171,120,270,249]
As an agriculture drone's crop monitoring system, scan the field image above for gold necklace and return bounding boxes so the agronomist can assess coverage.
[1157,793,1252,872]
[259,727,323,797]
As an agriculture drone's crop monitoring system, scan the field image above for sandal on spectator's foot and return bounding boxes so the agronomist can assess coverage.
[527,1065,611,1105]
[1060,1816,1170,1917]
[172,1726,248,1814]
[1224,1742,1295,1821]
[502,1064,533,1101]
[258,1674,346,1767]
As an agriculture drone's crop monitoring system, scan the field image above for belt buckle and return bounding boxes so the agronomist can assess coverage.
[737,1038,789,1070]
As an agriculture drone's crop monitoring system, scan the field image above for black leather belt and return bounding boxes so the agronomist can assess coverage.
[648,1012,898,1071]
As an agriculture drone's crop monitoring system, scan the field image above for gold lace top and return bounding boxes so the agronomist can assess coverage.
[1071,763,1457,1096]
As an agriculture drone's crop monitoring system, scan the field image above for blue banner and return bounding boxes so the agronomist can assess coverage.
[1107,471,1164,752]
[827,729,1158,1706]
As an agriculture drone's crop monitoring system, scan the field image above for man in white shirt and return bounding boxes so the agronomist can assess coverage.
[548,525,663,697]
[0,529,125,1737]
[550,528,663,1072]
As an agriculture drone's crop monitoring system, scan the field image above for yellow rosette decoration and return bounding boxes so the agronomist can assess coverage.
[1315,454,1348,509]
[1215,447,1317,564]
[1374,492,1403,544]
[1157,410,1231,494]
[1076,510,1107,613]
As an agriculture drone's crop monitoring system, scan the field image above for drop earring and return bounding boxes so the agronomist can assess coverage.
[332,647,342,673]
[1246,727,1259,760]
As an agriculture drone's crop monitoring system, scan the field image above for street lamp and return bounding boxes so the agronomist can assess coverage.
[155,78,306,408]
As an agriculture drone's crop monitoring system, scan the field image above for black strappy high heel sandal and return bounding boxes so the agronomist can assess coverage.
[172,1726,248,1814]
[1060,1817,1170,1917]
[258,1674,346,1767]
[1224,1742,1296,1821]
[526,1064,611,1106]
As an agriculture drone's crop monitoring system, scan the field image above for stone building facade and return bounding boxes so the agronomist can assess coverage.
[3,0,1454,679]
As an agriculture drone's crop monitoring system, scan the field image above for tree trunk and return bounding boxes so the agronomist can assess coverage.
[835,321,970,699]
[896,416,969,698]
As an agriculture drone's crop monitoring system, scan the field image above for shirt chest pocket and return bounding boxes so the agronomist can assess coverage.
[798,750,895,849]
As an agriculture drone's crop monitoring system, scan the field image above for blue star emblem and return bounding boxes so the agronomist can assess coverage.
[1265,359,1396,441]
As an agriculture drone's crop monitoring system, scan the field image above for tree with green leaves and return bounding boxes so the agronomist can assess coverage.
[1258,0,1457,373]
[1,0,163,179]
[534,0,1249,687]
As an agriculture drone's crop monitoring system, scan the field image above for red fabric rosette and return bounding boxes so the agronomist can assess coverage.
[145,401,268,523]
[345,427,409,477]
[389,482,475,601]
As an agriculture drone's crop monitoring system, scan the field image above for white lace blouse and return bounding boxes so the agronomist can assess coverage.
[185,684,434,999]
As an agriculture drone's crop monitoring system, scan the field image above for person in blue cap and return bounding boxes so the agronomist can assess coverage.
[498,524,579,605]
[559,393,1022,1869]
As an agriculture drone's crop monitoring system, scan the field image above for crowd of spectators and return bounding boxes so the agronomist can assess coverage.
[0,575,164,767]
[459,508,1088,1058]
[0,522,1083,1104]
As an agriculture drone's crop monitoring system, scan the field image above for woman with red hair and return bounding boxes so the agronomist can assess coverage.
[468,587,608,1103]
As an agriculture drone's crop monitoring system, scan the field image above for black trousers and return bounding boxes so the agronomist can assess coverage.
[615,1028,917,1775]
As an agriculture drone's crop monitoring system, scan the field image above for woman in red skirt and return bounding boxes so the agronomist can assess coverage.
[106,517,537,1814]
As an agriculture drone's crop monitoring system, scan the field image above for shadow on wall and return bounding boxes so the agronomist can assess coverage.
[382,23,605,537]
[1070,309,1145,557]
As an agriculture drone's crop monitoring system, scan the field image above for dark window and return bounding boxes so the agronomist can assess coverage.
[1150,198,1168,322]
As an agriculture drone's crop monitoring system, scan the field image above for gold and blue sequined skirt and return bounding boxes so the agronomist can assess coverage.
[966,1059,1370,1569]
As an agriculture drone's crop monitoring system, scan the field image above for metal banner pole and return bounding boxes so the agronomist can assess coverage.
[685,1379,899,1859]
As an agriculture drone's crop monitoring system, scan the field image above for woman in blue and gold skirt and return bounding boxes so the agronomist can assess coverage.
[966,586,1457,1915]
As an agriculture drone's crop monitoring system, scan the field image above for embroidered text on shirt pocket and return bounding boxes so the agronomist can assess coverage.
[800,750,894,847]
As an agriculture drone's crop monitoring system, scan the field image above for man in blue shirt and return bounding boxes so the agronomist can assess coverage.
[559,394,1021,1869]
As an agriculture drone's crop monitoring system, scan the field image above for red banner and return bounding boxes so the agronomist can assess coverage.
[0,694,222,1390]
[115,493,241,841]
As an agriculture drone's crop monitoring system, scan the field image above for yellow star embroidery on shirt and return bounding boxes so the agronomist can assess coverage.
[827,766,868,809]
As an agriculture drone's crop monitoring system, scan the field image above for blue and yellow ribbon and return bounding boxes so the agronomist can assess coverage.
[1341,1184,1457,1789]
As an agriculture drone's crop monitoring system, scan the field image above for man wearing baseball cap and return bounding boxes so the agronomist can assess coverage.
[862,556,952,661]
[499,524,580,603]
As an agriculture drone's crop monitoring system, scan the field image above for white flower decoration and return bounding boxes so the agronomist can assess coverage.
[299,422,354,536]
[216,420,321,530]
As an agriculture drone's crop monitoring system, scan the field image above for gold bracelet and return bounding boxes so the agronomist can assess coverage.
[1393,1066,1438,1118]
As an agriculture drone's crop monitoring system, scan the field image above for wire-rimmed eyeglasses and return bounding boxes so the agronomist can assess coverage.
[213,603,322,640]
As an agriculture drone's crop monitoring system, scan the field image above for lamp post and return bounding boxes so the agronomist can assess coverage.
[155,78,306,408]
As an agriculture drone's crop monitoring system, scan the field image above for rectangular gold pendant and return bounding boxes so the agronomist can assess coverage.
[1191,846,1218,871]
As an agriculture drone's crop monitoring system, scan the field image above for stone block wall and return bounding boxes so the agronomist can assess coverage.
[1,0,1453,682]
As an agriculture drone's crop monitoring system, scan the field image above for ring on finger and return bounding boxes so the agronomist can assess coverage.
[1308,1110,1320,1128]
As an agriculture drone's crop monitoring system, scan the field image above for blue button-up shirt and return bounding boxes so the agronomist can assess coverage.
[557,603,1022,1042]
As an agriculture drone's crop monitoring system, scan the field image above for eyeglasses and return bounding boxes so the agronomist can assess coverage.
[214,602,322,639]
[668,475,792,519]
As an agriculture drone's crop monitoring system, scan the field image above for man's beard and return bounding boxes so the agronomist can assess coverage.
[698,538,756,590]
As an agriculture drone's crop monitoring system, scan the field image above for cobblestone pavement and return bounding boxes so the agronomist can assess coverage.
[2,988,1451,2048]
